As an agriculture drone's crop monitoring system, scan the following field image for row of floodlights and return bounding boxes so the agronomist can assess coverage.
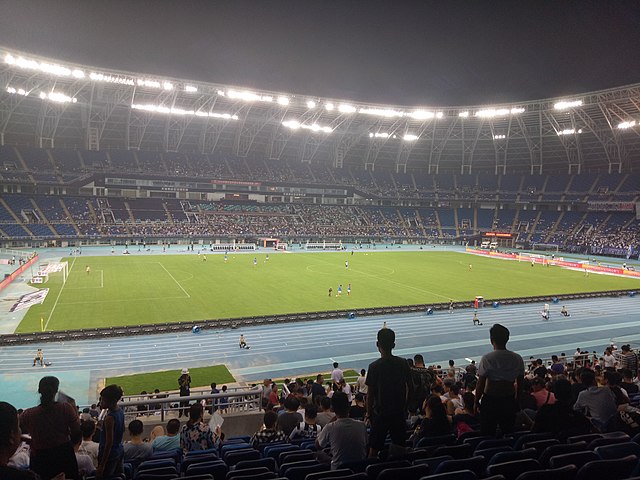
[4,53,639,131]
[6,87,77,103]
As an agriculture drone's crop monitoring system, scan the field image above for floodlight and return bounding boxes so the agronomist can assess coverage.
[4,54,15,64]
[325,103,334,111]
[359,107,404,118]
[283,119,332,133]
[370,132,389,138]
[282,120,301,129]
[306,100,316,109]
[510,107,525,114]
[557,128,582,136]
[6,87,16,94]
[184,85,198,93]
[217,90,226,96]
[162,82,174,91]
[137,79,161,88]
[475,107,522,118]
[227,89,272,102]
[132,103,238,120]
[39,92,46,99]
[277,96,289,105]
[72,69,85,78]
[17,88,26,96]
[436,112,444,118]
[403,134,419,141]
[408,110,435,120]
[339,104,356,113]
[618,120,636,129]
[554,100,582,110]
[493,134,506,140]
[459,111,469,117]
[89,72,135,85]
[40,91,76,103]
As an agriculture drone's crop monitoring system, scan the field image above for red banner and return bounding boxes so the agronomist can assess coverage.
[0,255,40,293]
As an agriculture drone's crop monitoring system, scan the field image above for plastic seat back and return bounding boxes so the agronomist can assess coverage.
[575,454,638,480]
[548,451,599,470]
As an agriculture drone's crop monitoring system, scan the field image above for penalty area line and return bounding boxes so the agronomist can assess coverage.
[157,262,191,298]
[44,256,76,331]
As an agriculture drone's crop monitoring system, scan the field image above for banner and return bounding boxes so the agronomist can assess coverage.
[10,289,49,312]
[587,201,635,212]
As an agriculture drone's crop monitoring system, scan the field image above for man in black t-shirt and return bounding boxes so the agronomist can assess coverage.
[311,374,327,402]
[408,354,436,413]
[366,328,412,457]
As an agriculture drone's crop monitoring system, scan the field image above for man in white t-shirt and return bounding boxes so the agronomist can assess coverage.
[356,369,368,395]
[603,348,617,370]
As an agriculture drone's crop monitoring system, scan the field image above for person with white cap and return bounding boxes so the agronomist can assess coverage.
[178,368,191,418]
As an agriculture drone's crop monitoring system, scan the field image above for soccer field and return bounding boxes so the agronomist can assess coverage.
[17,250,640,333]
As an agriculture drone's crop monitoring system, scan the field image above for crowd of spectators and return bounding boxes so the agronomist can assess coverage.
[4,327,640,477]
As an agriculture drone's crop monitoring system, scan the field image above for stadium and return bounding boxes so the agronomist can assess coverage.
[1,3,640,479]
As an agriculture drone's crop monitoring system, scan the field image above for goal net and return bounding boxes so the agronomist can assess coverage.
[33,262,69,284]
[305,241,343,251]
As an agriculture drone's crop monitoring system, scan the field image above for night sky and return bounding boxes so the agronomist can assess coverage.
[1,0,639,106]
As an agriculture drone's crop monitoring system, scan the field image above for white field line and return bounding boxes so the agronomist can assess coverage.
[157,262,191,298]
[44,256,76,331]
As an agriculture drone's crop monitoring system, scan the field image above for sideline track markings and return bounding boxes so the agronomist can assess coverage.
[157,262,191,298]
[44,256,76,331]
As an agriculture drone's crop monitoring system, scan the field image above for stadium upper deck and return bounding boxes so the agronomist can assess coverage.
[1,47,640,174]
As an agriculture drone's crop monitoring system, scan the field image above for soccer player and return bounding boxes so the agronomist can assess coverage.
[328,287,333,297]
[224,254,228,263]
[347,284,351,296]
[202,254,207,262]
[253,257,257,266]
[469,264,473,270]
[473,312,482,326]
[345,260,349,269]
[86,265,91,275]
[337,284,342,296]
[265,254,269,261]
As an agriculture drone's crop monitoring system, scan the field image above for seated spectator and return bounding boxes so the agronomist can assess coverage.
[533,378,591,440]
[180,404,221,455]
[268,383,279,407]
[88,404,100,420]
[316,392,367,469]
[0,401,40,480]
[413,395,452,444]
[276,397,303,437]
[574,369,617,432]
[151,419,181,453]
[149,425,164,443]
[290,404,322,440]
[311,374,327,403]
[71,429,95,477]
[316,396,335,427]
[78,420,99,467]
[533,359,547,378]
[445,384,464,416]
[452,392,480,434]
[124,419,152,465]
[349,394,367,420]
[250,411,287,448]
[620,369,639,396]
[339,378,353,403]
[604,370,630,406]
[531,377,556,409]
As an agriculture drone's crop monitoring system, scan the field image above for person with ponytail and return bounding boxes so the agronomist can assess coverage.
[19,376,80,479]
[96,384,124,480]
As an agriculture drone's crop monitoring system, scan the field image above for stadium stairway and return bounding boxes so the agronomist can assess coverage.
[29,198,57,236]
[60,199,82,235]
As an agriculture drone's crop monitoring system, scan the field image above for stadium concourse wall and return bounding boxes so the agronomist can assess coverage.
[0,254,39,293]
[466,247,640,278]
[1,288,638,347]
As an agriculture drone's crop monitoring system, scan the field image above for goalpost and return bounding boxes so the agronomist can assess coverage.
[33,261,69,284]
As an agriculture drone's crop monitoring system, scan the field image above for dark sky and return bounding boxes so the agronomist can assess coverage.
[1,0,639,106]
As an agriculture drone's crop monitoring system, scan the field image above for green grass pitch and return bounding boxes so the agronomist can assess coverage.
[17,251,640,333]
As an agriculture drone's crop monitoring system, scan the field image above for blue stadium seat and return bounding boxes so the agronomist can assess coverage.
[473,446,512,462]
[185,461,228,480]
[432,444,473,459]
[226,467,271,480]
[282,462,329,480]
[418,470,477,480]
[433,456,486,477]
[376,464,429,480]
[234,457,277,472]
[278,449,315,465]
[304,468,354,480]
[514,464,576,480]
[594,441,640,459]
[412,455,454,474]
[538,441,588,467]
[223,448,260,466]
[486,458,541,480]
[575,455,637,480]
[416,434,457,448]
[279,459,319,477]
[548,451,599,470]
[486,448,537,469]
[365,459,411,480]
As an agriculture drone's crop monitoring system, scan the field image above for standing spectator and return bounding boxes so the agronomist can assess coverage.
[123,420,152,466]
[250,411,287,448]
[474,324,525,436]
[209,383,220,413]
[219,385,229,413]
[366,328,412,457]
[619,345,638,377]
[550,355,565,376]
[311,374,327,403]
[180,404,221,455]
[97,384,125,480]
[316,392,367,470]
[331,362,344,388]
[276,397,303,437]
[20,376,80,480]
[178,368,191,417]
[88,404,100,420]
[356,369,368,397]
[603,348,617,371]
[268,383,279,407]
[151,419,181,453]
[0,401,41,480]
[409,354,436,414]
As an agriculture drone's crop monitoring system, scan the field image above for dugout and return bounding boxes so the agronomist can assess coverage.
[258,237,279,248]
